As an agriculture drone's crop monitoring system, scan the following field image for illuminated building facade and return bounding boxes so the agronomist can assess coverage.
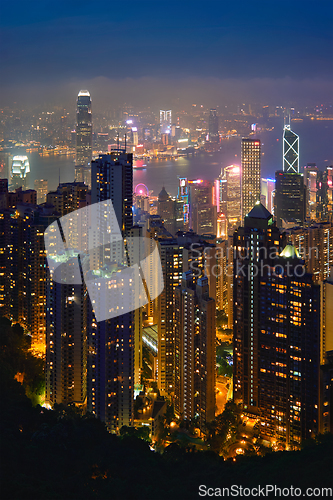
[45,253,88,407]
[91,152,133,234]
[188,179,217,235]
[241,139,261,221]
[283,125,299,173]
[261,178,275,214]
[285,222,333,283]
[274,171,306,227]
[174,272,216,431]
[233,204,320,449]
[11,155,30,190]
[76,90,92,167]
[303,164,318,219]
[34,179,48,204]
[160,110,172,134]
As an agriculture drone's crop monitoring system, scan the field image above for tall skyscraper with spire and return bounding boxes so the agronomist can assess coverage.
[76,90,92,168]
[241,138,261,221]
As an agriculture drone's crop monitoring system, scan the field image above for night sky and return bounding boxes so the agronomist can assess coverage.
[1,0,333,105]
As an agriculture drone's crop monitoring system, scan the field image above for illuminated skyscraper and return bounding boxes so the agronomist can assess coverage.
[188,179,217,235]
[91,152,133,234]
[283,124,299,173]
[76,90,92,167]
[208,109,219,143]
[241,139,261,221]
[160,110,172,134]
[34,179,48,204]
[303,164,319,219]
[11,155,30,190]
[174,272,216,431]
[261,178,275,214]
[224,165,241,231]
[233,205,320,449]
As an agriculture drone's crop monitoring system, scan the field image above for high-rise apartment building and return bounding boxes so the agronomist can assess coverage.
[233,204,320,449]
[47,182,88,216]
[241,139,261,221]
[261,178,275,214]
[274,171,306,227]
[283,124,299,173]
[174,272,215,431]
[224,165,241,231]
[45,254,88,407]
[76,90,92,167]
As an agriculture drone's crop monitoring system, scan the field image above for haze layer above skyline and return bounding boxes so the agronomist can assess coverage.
[1,0,333,107]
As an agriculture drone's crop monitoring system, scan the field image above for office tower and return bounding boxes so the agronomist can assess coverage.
[45,254,88,407]
[303,164,319,219]
[174,272,215,431]
[261,178,275,214]
[283,124,299,173]
[224,165,241,231]
[158,186,175,235]
[160,110,172,134]
[91,152,133,234]
[326,166,333,214]
[47,182,88,216]
[285,222,333,283]
[188,179,217,235]
[216,212,227,239]
[214,174,227,215]
[34,179,48,204]
[76,90,92,167]
[241,139,261,221]
[233,204,320,449]
[274,171,306,227]
[11,155,30,190]
[86,267,135,432]
[208,109,219,143]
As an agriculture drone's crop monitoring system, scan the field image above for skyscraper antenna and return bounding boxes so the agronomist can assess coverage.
[117,132,119,151]
[59,168,60,186]
[124,133,127,152]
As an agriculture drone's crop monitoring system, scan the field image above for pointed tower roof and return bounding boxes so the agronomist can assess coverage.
[158,186,169,202]
[246,203,272,220]
[280,244,300,259]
